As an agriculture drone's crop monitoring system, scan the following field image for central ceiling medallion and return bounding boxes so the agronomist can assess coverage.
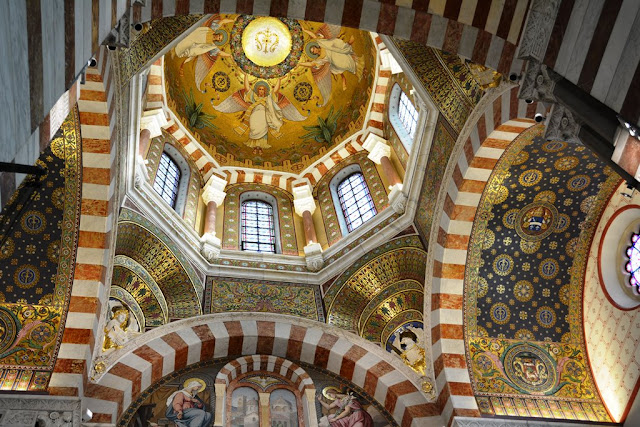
[231,15,303,78]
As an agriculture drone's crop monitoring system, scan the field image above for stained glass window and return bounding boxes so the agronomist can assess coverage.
[398,90,418,142]
[153,152,181,208]
[626,232,640,293]
[241,200,276,253]
[337,173,376,232]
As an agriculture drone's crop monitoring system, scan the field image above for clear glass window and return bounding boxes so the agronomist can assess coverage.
[398,90,418,142]
[337,173,377,232]
[241,200,276,253]
[153,152,181,208]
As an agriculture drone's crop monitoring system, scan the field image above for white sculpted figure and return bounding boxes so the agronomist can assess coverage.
[390,325,426,375]
[102,304,140,351]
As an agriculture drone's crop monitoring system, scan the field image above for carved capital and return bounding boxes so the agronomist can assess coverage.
[545,104,581,143]
[103,9,131,48]
[202,175,228,206]
[0,396,81,427]
[388,183,407,214]
[140,109,168,138]
[517,0,561,61]
[293,184,316,216]
[362,133,391,164]
[518,59,561,103]
[134,155,149,189]
[201,232,222,261]
[304,243,324,272]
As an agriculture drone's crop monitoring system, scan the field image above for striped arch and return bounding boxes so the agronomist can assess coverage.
[49,47,118,398]
[429,85,543,424]
[132,0,524,76]
[216,355,314,393]
[83,314,440,426]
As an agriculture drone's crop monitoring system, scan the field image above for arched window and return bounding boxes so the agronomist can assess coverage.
[336,172,377,233]
[241,198,278,253]
[389,83,419,152]
[153,152,181,208]
[626,232,640,295]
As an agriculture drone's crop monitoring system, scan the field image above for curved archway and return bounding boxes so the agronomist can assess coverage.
[84,313,440,426]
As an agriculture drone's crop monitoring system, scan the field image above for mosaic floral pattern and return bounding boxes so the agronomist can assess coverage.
[222,183,298,255]
[395,40,478,133]
[414,117,457,245]
[464,126,618,422]
[0,109,82,391]
[205,278,324,321]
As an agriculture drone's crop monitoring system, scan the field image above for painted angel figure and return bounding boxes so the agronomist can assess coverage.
[390,325,426,375]
[172,15,234,91]
[299,24,364,106]
[211,73,307,151]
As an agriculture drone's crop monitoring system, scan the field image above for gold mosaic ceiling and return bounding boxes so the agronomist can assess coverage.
[164,15,376,172]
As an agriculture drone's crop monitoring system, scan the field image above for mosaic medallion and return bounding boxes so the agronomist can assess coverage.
[230,15,303,78]
[567,175,590,192]
[0,306,20,354]
[504,344,557,393]
[516,202,558,241]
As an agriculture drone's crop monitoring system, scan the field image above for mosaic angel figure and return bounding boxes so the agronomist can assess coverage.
[317,387,374,427]
[172,15,234,92]
[300,24,364,106]
[211,73,307,151]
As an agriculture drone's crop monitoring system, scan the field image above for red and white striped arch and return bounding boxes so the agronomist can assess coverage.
[83,314,441,426]
[216,355,314,393]
[49,47,118,399]
[430,85,542,424]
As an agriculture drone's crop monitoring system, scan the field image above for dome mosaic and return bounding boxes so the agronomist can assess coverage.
[164,15,377,172]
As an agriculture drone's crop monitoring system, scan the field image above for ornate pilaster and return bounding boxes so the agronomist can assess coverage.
[0,395,81,427]
[363,133,407,213]
[293,184,324,271]
[545,104,581,143]
[517,0,562,61]
[135,109,167,187]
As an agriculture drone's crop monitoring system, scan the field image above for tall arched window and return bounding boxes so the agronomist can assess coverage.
[336,172,377,232]
[389,83,419,152]
[153,152,181,208]
[241,199,277,253]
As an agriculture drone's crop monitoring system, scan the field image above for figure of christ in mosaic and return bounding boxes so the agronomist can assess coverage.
[212,73,307,152]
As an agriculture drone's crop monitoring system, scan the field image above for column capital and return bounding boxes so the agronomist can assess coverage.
[545,104,581,143]
[140,109,167,138]
[518,59,561,103]
[293,184,316,216]
[202,175,228,206]
[363,133,391,164]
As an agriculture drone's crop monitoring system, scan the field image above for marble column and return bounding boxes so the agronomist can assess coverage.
[214,383,226,427]
[363,132,407,214]
[135,109,167,188]
[293,184,323,272]
[201,175,227,261]
[303,388,319,427]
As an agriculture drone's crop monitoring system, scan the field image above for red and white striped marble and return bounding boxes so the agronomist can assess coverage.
[216,355,314,392]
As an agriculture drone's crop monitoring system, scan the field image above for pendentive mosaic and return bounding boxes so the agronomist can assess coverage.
[0,109,82,391]
[464,125,618,422]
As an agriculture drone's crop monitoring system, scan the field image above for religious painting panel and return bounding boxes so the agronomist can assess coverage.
[230,387,260,427]
[270,389,299,427]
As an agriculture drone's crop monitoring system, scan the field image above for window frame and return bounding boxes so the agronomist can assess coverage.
[330,164,377,236]
[239,191,281,254]
[152,143,190,216]
[153,152,181,209]
[389,83,419,153]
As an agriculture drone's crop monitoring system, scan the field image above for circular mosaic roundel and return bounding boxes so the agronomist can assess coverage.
[21,210,46,234]
[542,141,567,152]
[14,265,39,289]
[539,258,559,280]
[516,202,558,241]
[0,306,21,354]
[230,15,303,79]
[504,343,557,393]
[536,306,556,328]
[567,174,590,192]
[519,169,542,187]
[493,254,514,276]
[490,303,510,324]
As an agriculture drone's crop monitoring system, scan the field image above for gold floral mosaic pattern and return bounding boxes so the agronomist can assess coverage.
[0,110,82,391]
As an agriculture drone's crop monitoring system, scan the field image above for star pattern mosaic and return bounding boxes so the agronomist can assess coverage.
[474,136,609,342]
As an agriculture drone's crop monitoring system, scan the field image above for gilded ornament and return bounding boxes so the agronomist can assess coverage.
[516,202,558,241]
[519,169,543,187]
[490,303,510,325]
[567,174,590,192]
[554,156,578,171]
